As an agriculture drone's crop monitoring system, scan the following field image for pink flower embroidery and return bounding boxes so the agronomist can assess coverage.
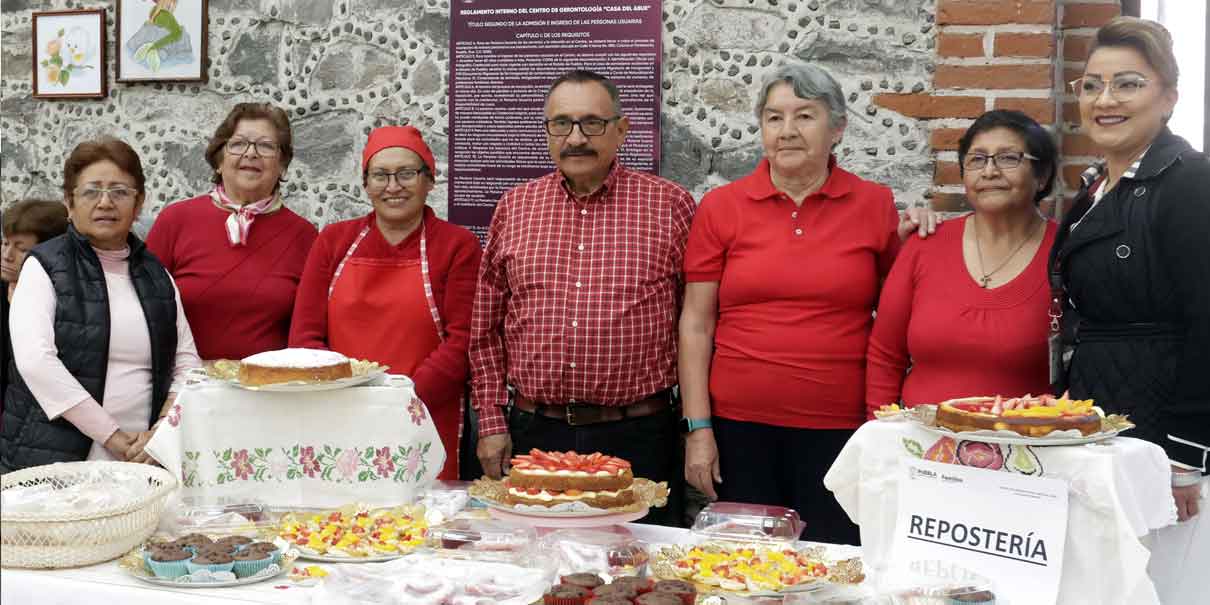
[166,404,182,427]
[336,448,358,480]
[373,447,395,478]
[406,449,422,475]
[231,449,253,480]
[408,397,427,426]
[300,446,320,478]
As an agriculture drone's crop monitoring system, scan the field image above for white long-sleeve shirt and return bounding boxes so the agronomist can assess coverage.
[9,246,201,460]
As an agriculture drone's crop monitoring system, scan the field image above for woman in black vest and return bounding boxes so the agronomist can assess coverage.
[1,138,202,472]
[1052,17,1210,523]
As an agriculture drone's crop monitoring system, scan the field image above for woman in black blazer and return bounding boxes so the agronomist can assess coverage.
[1052,17,1209,522]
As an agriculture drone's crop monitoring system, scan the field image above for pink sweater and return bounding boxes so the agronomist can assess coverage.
[9,247,201,460]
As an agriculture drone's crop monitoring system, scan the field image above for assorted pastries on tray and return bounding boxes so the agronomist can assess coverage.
[277,506,427,558]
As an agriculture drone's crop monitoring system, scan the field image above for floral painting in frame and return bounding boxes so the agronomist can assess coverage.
[32,9,107,99]
[116,0,208,82]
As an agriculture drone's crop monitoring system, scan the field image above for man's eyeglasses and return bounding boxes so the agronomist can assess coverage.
[367,168,426,188]
[544,116,620,137]
[1068,74,1150,100]
[962,151,1038,172]
[76,185,138,204]
[225,139,281,157]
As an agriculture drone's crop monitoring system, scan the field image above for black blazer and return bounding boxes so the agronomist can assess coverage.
[1051,128,1210,470]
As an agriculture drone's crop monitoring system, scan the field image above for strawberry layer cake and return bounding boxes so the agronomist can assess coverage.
[503,449,635,508]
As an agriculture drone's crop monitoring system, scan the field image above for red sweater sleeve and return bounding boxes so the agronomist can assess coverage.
[877,192,903,279]
[410,225,483,407]
[865,235,923,417]
[145,201,182,272]
[288,226,341,349]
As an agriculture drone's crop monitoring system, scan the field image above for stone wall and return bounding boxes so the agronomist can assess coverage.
[2,0,942,227]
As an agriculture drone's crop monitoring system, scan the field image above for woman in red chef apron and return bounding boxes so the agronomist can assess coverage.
[289,126,482,479]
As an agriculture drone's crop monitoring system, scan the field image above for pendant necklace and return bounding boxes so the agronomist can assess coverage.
[974,214,1042,288]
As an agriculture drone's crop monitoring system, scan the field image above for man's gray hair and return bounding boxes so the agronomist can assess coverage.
[546,69,623,115]
[754,63,847,128]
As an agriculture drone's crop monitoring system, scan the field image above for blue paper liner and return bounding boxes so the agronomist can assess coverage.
[185,558,235,575]
[232,553,273,578]
[146,556,191,579]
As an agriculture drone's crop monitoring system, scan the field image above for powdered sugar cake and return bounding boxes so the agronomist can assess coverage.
[238,348,353,386]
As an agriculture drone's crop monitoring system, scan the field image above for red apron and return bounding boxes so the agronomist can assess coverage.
[327,224,460,479]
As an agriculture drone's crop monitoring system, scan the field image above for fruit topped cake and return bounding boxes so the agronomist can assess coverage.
[503,449,636,508]
[238,348,353,386]
[936,394,1101,437]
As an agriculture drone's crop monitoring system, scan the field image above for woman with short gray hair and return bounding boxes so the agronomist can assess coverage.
[678,62,936,544]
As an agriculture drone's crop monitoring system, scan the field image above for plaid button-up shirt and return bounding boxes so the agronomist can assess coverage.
[469,162,697,436]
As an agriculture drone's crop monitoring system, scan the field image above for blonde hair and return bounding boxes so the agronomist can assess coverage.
[1088,16,1179,88]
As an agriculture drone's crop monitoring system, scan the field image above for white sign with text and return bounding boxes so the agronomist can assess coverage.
[891,458,1069,605]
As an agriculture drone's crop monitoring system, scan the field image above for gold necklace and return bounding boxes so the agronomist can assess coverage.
[974,214,1042,288]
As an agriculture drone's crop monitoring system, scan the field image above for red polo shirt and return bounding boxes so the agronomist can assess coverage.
[684,157,901,429]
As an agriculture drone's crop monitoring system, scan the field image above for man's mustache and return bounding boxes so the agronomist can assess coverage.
[561,147,597,158]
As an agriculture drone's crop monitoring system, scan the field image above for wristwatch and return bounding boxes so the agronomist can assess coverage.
[680,417,713,434]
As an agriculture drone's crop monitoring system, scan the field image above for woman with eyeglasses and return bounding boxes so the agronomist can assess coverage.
[1,138,201,472]
[866,110,1058,414]
[145,103,317,361]
[1052,17,1210,526]
[289,126,481,480]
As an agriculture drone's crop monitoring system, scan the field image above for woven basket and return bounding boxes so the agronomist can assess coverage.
[1,461,177,569]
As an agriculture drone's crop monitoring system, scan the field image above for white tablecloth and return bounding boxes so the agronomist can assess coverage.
[0,524,864,605]
[824,420,1181,605]
[145,377,445,510]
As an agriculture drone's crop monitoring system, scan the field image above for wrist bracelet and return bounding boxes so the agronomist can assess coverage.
[1172,471,1203,488]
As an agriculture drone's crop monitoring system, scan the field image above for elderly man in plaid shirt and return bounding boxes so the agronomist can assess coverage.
[469,69,695,525]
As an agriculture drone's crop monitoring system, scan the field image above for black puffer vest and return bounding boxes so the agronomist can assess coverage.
[0,226,177,472]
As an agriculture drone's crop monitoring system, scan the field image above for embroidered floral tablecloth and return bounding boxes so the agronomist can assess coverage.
[824,419,1177,605]
[146,377,445,509]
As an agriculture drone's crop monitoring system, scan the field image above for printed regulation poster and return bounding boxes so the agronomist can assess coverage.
[448,0,663,239]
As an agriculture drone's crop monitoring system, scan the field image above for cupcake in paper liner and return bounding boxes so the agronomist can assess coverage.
[244,541,281,564]
[147,548,192,579]
[186,552,235,575]
[215,535,254,551]
[232,549,273,578]
[173,533,213,553]
[543,584,590,605]
[142,542,182,568]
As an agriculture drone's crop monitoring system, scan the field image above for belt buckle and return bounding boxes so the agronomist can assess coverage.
[565,404,579,426]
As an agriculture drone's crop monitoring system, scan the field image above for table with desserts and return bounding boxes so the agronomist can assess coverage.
[3,352,1204,605]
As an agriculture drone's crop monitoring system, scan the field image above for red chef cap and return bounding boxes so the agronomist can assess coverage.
[361,125,436,175]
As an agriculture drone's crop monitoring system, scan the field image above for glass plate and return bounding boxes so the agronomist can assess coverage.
[481,500,651,526]
[294,550,406,563]
[222,369,392,392]
[919,423,1122,446]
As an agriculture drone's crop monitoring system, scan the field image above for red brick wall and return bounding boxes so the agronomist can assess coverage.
[1059,2,1124,214]
[874,1,1122,217]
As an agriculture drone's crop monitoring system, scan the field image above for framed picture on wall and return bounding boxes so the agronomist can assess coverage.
[32,9,107,99]
[116,0,208,82]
